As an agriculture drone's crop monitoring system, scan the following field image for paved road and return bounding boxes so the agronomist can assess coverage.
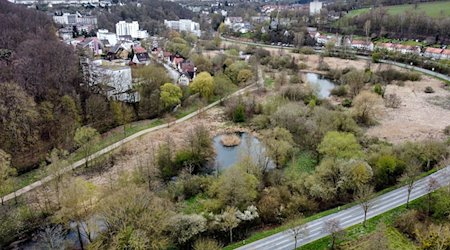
[237,166,450,250]
[2,83,256,203]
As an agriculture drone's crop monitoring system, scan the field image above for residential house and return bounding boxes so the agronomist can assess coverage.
[58,27,73,40]
[131,46,150,65]
[178,73,190,86]
[442,49,450,60]
[89,59,138,102]
[351,40,374,51]
[77,37,103,56]
[224,17,243,26]
[316,35,335,45]
[424,47,444,59]
[376,43,396,51]
[172,55,185,69]
[97,29,118,46]
[180,61,196,79]
[395,44,420,54]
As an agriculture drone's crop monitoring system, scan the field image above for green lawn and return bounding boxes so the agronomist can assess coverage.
[347,1,450,18]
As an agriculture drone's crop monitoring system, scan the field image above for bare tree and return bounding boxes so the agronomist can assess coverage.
[426,176,440,216]
[286,220,309,249]
[355,184,374,227]
[400,161,421,208]
[323,218,344,250]
[36,225,66,250]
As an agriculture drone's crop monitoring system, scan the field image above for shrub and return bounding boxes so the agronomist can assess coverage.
[289,74,302,84]
[424,86,435,93]
[372,52,381,63]
[444,125,450,135]
[317,60,330,71]
[373,83,384,96]
[280,84,315,103]
[233,104,246,123]
[394,209,420,237]
[384,93,402,108]
[251,114,271,129]
[330,85,347,97]
[342,98,352,107]
[298,63,308,70]
[299,46,315,55]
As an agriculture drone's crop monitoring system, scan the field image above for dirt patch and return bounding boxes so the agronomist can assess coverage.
[366,75,450,144]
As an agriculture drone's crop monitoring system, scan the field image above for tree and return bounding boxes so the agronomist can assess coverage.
[74,127,100,169]
[214,74,237,99]
[55,178,96,250]
[355,184,374,227]
[47,148,69,206]
[219,207,240,243]
[364,20,371,40]
[400,161,421,208]
[182,125,215,170]
[193,238,222,250]
[341,70,366,97]
[135,65,171,118]
[237,69,254,85]
[286,220,309,249]
[110,101,134,137]
[209,162,259,209]
[98,186,173,249]
[190,72,215,99]
[0,150,16,205]
[192,55,213,74]
[160,83,182,110]
[262,127,295,168]
[168,214,207,245]
[352,91,382,125]
[157,136,176,181]
[36,225,66,250]
[323,218,344,250]
[318,131,363,160]
[0,82,39,169]
[426,177,440,216]
[225,62,248,84]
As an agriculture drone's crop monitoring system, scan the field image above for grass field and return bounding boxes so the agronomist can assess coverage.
[347,1,450,17]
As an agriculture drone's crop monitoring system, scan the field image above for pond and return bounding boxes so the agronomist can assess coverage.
[212,132,275,172]
[305,72,336,98]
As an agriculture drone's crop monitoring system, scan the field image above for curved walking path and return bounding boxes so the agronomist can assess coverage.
[2,83,256,203]
[237,166,450,250]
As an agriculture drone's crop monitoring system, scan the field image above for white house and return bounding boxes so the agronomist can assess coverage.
[91,60,138,102]
[424,47,443,59]
[442,49,450,60]
[97,29,118,46]
[309,0,322,15]
[351,40,374,51]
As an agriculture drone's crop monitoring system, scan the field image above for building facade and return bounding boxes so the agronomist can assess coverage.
[309,0,322,15]
[164,19,201,37]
